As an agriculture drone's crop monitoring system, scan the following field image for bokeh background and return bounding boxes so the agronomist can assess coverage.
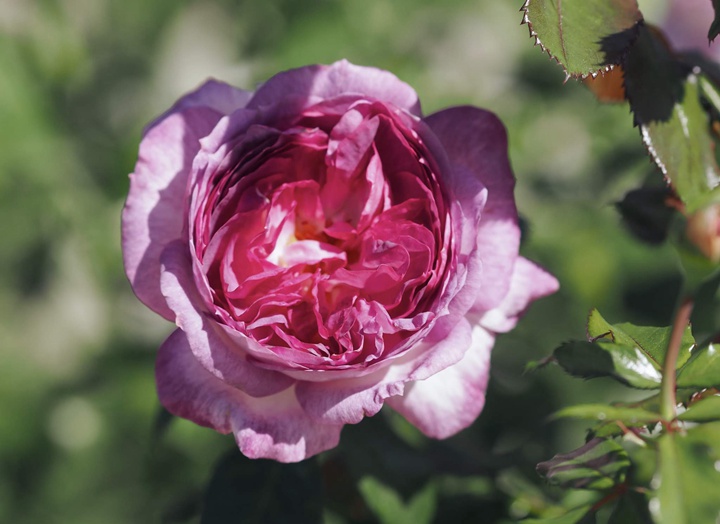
[0,0,714,522]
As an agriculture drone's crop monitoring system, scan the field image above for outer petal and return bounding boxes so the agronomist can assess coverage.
[386,324,495,439]
[424,107,520,313]
[159,79,252,120]
[294,317,473,424]
[247,60,422,117]
[477,257,559,333]
[159,241,294,397]
[157,329,343,463]
[123,80,251,319]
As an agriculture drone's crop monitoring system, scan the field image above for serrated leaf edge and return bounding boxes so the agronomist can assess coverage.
[520,0,641,80]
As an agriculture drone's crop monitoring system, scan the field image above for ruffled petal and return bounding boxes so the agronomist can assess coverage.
[477,257,559,333]
[294,316,473,424]
[386,324,495,438]
[157,329,343,463]
[248,60,422,117]
[159,240,294,397]
[424,107,520,313]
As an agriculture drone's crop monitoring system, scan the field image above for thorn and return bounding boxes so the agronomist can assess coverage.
[564,72,571,84]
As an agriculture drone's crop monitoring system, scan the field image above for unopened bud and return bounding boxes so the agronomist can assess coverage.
[686,203,720,262]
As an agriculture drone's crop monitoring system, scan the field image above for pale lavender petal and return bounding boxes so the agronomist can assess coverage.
[424,107,520,313]
[159,240,294,397]
[386,324,495,439]
[248,60,422,116]
[294,316,473,424]
[477,257,559,333]
[295,369,405,424]
[157,329,343,463]
[161,79,253,119]
[123,107,223,319]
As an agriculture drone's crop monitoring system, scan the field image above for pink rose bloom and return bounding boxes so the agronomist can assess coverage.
[122,61,558,462]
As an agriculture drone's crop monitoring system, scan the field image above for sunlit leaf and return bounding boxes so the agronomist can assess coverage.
[676,343,720,388]
[678,395,720,422]
[554,404,659,425]
[654,423,720,524]
[537,438,630,491]
[521,0,642,78]
[624,26,720,213]
[200,451,323,524]
[587,309,694,369]
[554,341,660,388]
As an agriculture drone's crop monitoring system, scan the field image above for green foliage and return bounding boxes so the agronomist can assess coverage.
[521,0,642,78]
[552,309,694,389]
[532,307,720,522]
[624,27,720,214]
[655,425,720,524]
[676,343,720,388]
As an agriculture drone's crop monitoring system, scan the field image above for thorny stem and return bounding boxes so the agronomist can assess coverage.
[660,298,694,424]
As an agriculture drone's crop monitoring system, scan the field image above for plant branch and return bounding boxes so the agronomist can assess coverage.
[660,298,694,423]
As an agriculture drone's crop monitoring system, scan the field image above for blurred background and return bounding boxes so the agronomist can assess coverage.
[0,0,713,522]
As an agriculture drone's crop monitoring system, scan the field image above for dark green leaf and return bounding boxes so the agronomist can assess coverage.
[608,491,653,524]
[537,438,630,491]
[710,0,720,42]
[521,0,642,78]
[554,404,659,425]
[200,450,323,524]
[624,26,720,213]
[678,395,720,422]
[554,340,660,388]
[587,309,695,370]
[676,343,720,388]
[553,341,615,378]
[655,422,720,524]
[615,186,677,245]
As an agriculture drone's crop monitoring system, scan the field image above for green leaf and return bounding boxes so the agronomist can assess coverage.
[521,0,642,78]
[678,395,720,422]
[654,422,720,524]
[615,186,676,245]
[623,26,720,213]
[554,340,660,388]
[200,451,323,524]
[608,491,653,524]
[537,437,631,491]
[710,0,720,42]
[587,309,694,370]
[358,477,436,524]
[554,403,659,425]
[554,309,697,389]
[676,343,720,388]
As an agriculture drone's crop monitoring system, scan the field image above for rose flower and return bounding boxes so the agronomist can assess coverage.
[122,61,558,462]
